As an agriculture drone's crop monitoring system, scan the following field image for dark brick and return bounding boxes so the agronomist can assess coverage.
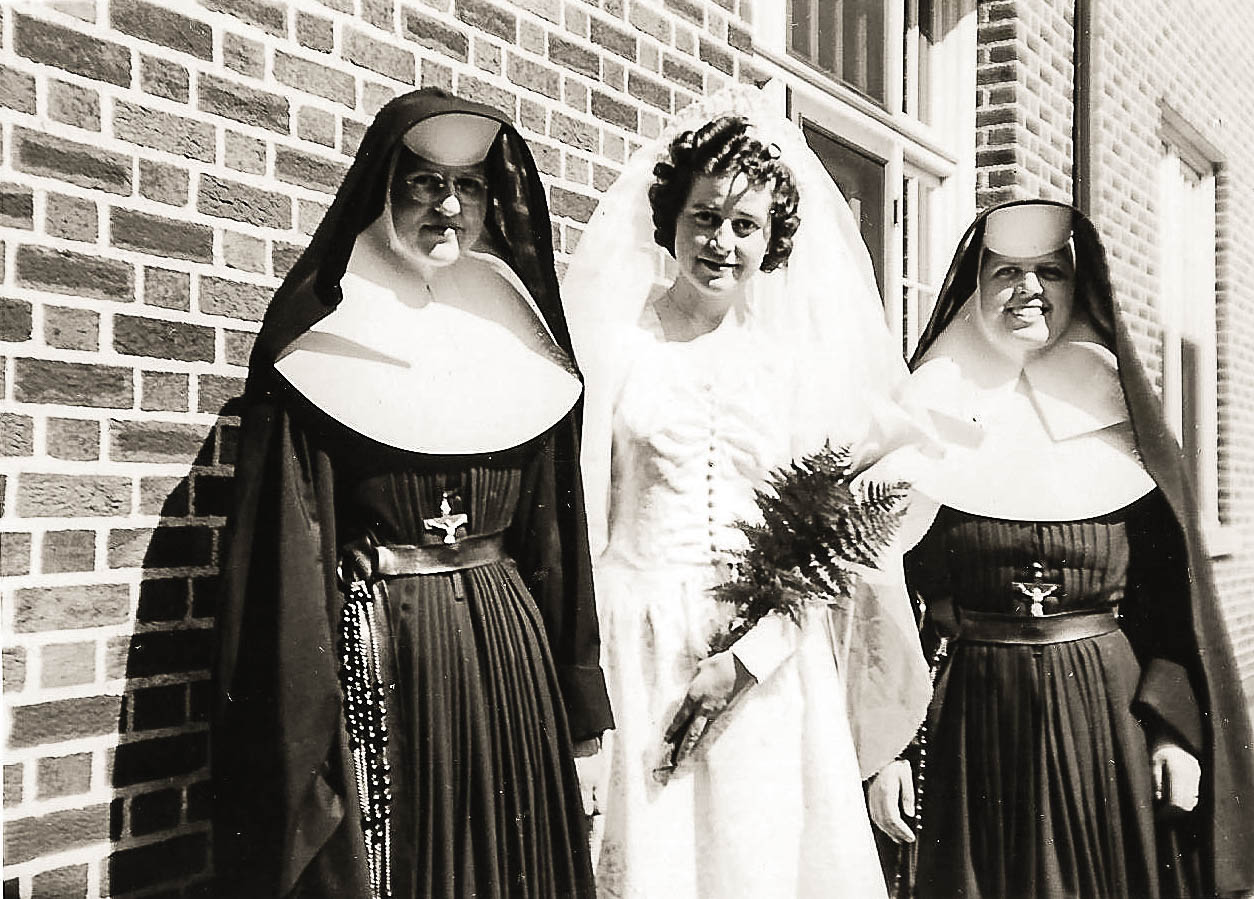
[550,186,598,223]
[114,315,214,362]
[550,111,598,152]
[111,731,208,787]
[44,306,99,351]
[16,473,131,517]
[1,414,33,456]
[15,359,132,408]
[454,74,516,117]
[296,11,335,52]
[0,174,20,226]
[0,65,36,114]
[224,230,268,272]
[141,371,189,412]
[36,752,92,798]
[199,276,271,321]
[197,174,292,229]
[274,146,349,192]
[16,245,133,301]
[14,128,131,194]
[506,52,559,99]
[131,787,181,836]
[117,629,213,680]
[361,0,392,29]
[728,22,752,53]
[976,147,1017,167]
[403,9,470,63]
[141,54,189,103]
[225,329,256,366]
[420,60,455,94]
[191,575,220,619]
[343,27,416,83]
[591,89,638,130]
[137,579,190,623]
[144,267,191,311]
[4,804,110,865]
[663,53,704,92]
[664,0,703,24]
[591,16,636,60]
[548,33,599,79]
[47,418,100,461]
[139,158,189,206]
[193,473,234,517]
[45,193,99,241]
[201,0,285,36]
[1,533,31,576]
[106,832,207,895]
[140,476,187,517]
[109,421,206,464]
[628,69,670,111]
[456,0,516,41]
[114,100,215,162]
[197,374,246,413]
[130,683,187,730]
[47,79,100,131]
[31,865,88,899]
[42,530,96,573]
[4,763,22,807]
[8,696,122,746]
[0,297,32,341]
[224,31,265,78]
[198,73,289,132]
[186,778,211,820]
[111,208,213,263]
[699,36,734,76]
[14,14,130,86]
[111,0,212,59]
[274,51,356,107]
[296,106,337,148]
[272,240,306,278]
[224,129,271,175]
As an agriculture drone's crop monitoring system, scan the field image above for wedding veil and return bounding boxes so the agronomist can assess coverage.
[561,85,930,777]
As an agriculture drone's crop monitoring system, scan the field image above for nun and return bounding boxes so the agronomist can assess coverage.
[867,200,1254,899]
[212,87,612,899]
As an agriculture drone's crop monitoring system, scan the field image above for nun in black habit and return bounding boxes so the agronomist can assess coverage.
[212,88,612,899]
[867,200,1254,898]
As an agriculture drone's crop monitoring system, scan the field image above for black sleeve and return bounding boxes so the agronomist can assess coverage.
[1120,492,1203,754]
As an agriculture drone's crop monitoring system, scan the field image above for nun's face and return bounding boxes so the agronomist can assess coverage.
[390,153,489,266]
[673,172,773,301]
[977,248,1076,355]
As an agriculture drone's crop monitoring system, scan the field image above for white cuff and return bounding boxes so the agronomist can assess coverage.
[731,612,798,683]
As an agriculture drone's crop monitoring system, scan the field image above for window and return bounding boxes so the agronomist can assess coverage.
[757,0,977,358]
[1157,110,1231,553]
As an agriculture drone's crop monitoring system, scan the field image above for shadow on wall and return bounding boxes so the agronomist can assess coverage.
[106,401,244,898]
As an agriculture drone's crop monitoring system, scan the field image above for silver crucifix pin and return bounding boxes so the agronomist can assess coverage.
[1011,561,1061,617]
[423,491,467,545]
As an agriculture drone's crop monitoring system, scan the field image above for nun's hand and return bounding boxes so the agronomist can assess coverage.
[867,759,916,844]
[1152,737,1201,814]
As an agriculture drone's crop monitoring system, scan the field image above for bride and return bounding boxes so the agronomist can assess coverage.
[562,89,931,899]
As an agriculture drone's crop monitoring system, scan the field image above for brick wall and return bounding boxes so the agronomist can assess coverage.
[0,0,756,894]
[974,0,1254,701]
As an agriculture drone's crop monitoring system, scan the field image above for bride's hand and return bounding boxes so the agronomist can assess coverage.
[867,759,916,844]
[664,652,755,749]
[572,738,603,818]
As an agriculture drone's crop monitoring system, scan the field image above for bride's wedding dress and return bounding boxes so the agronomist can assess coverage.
[592,307,889,899]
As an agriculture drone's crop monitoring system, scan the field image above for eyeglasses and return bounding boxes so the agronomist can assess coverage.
[399,170,489,203]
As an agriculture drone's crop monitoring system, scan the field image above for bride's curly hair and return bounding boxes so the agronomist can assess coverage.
[649,116,801,273]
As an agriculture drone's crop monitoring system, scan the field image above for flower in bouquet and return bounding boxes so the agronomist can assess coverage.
[657,442,908,779]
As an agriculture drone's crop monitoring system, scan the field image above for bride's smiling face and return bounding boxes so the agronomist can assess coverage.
[673,172,773,300]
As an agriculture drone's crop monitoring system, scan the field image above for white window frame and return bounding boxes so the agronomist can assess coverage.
[754,0,977,356]
[1157,107,1235,556]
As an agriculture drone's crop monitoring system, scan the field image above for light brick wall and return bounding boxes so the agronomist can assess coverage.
[975,0,1254,701]
[0,0,755,894]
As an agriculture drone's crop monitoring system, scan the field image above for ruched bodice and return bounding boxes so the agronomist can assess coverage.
[604,320,792,569]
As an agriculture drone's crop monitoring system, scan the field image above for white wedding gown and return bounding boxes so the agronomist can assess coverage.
[593,309,888,899]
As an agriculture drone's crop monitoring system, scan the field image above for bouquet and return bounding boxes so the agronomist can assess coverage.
[656,442,908,780]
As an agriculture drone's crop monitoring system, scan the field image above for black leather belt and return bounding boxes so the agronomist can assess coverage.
[958,608,1120,645]
[375,534,508,576]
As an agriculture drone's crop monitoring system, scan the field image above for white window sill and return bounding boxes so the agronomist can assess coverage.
[1204,523,1241,559]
